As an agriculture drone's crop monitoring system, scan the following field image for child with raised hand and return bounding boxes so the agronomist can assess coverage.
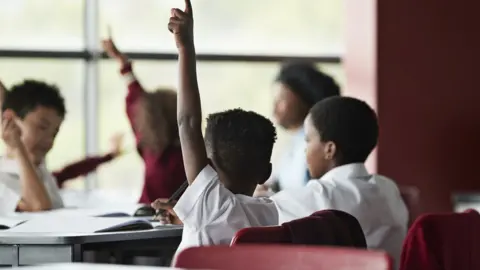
[152,0,278,253]
[0,80,65,213]
[101,31,186,203]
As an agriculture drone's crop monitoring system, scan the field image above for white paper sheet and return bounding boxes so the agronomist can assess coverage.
[7,216,152,233]
[0,217,27,229]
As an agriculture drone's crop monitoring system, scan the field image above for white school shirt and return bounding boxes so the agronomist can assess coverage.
[0,156,64,215]
[173,165,278,254]
[272,128,308,190]
[271,163,408,268]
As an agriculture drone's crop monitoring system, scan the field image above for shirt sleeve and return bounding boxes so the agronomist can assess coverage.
[271,182,331,223]
[0,182,21,215]
[173,165,234,230]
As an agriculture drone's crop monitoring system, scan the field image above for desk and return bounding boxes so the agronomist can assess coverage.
[0,227,182,267]
[9,263,188,270]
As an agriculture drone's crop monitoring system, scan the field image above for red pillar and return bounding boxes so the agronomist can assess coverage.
[345,0,480,213]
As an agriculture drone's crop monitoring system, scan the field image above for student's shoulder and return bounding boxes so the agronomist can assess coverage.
[370,174,403,196]
[271,180,330,203]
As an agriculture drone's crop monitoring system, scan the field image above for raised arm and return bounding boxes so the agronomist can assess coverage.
[53,133,123,186]
[169,0,208,183]
[2,110,52,211]
[102,35,145,145]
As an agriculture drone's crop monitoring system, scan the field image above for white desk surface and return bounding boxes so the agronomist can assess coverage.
[16,263,198,270]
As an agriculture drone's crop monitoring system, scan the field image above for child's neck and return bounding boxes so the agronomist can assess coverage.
[218,172,256,197]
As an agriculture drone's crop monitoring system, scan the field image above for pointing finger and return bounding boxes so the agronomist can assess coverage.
[184,0,193,16]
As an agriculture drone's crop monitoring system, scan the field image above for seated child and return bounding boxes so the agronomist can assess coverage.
[101,35,186,203]
[271,96,408,266]
[0,80,65,214]
[152,0,279,253]
[0,79,125,189]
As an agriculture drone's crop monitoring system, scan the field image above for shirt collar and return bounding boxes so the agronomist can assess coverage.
[319,163,370,182]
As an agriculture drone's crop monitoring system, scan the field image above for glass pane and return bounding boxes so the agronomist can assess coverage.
[98,60,344,194]
[0,0,83,50]
[100,0,344,55]
[0,59,85,187]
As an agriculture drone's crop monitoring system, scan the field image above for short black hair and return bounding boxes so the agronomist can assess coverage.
[2,79,66,119]
[276,61,340,107]
[205,109,277,181]
[310,96,378,165]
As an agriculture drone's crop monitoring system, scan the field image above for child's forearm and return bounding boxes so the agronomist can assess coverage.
[177,46,208,183]
[177,47,202,125]
[15,144,52,211]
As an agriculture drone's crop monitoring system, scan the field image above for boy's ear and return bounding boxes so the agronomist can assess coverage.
[258,162,272,185]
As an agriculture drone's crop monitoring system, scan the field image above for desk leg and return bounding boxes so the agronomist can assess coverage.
[11,245,19,267]
[71,244,83,262]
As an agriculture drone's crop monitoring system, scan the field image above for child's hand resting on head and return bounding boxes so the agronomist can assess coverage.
[2,110,23,149]
[151,199,183,225]
[168,0,194,50]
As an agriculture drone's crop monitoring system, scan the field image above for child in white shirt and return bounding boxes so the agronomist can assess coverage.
[271,97,408,268]
[151,0,278,254]
[0,80,65,214]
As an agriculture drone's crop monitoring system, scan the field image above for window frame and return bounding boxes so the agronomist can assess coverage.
[0,0,341,190]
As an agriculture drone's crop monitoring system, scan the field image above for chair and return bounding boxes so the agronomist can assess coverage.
[399,186,420,227]
[232,210,366,248]
[174,245,392,270]
[400,209,480,270]
[232,225,290,244]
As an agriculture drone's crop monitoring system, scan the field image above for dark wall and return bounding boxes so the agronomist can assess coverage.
[346,0,480,212]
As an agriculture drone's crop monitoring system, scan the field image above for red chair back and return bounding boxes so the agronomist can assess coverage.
[399,186,420,227]
[400,209,480,270]
[231,225,289,244]
[174,245,392,270]
[231,210,366,248]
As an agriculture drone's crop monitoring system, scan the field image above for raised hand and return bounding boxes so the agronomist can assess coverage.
[109,132,124,157]
[168,0,194,50]
[101,28,125,61]
[2,110,22,149]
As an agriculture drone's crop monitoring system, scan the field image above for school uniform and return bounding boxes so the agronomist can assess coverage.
[269,128,309,191]
[174,165,278,254]
[0,156,64,215]
[271,163,408,268]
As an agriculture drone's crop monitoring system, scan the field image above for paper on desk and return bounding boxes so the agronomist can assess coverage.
[7,216,152,233]
[0,216,27,229]
[10,204,144,219]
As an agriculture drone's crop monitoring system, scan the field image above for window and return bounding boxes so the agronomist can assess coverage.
[0,0,83,50]
[0,59,85,188]
[97,60,344,193]
[0,0,343,195]
[99,0,344,55]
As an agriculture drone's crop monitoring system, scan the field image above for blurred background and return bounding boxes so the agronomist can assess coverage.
[0,0,344,198]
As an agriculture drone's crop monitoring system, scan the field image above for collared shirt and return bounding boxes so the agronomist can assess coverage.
[271,163,408,268]
[173,165,278,254]
[273,128,308,190]
[0,156,64,215]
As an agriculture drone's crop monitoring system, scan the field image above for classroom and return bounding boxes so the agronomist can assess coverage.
[0,0,479,269]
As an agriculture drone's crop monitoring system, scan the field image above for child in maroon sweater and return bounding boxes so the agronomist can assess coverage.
[100,37,186,203]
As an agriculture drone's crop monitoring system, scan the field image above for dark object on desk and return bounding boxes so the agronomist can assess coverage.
[134,205,156,217]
